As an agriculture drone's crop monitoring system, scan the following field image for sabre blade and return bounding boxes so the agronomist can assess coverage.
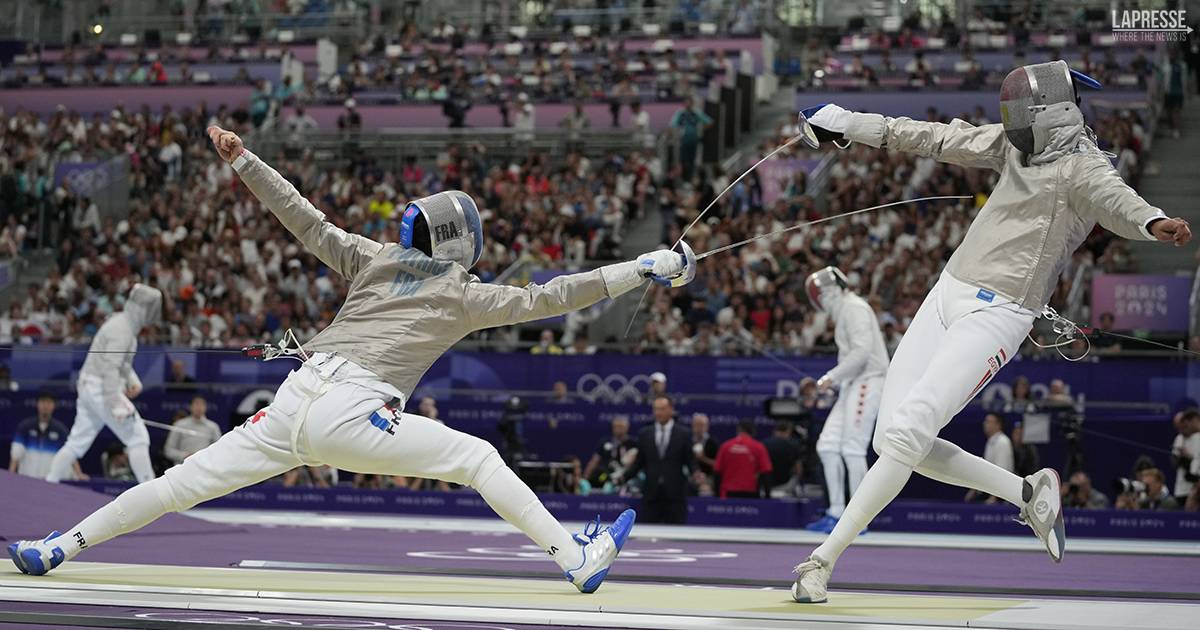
[696,195,973,260]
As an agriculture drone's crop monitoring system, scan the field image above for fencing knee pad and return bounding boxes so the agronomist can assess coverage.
[879,401,937,468]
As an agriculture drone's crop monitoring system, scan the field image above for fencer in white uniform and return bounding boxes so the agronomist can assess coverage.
[790,60,1192,602]
[46,283,163,484]
[9,126,695,594]
[804,267,889,534]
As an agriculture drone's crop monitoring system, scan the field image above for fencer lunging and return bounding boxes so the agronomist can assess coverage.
[804,267,889,534]
[791,60,1192,603]
[46,283,163,484]
[8,126,695,594]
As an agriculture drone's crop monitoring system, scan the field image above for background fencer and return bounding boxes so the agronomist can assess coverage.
[8,126,695,595]
[45,284,163,485]
[791,60,1192,602]
[804,267,889,534]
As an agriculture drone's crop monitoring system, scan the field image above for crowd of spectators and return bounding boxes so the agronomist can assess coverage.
[0,103,660,348]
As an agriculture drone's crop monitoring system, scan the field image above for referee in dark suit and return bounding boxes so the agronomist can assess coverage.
[625,395,693,524]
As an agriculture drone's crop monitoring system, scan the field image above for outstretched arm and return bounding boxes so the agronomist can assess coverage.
[804,104,1009,171]
[1071,154,1190,245]
[462,250,686,331]
[208,126,383,280]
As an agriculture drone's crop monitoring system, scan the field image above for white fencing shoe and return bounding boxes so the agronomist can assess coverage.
[7,531,67,576]
[791,554,832,603]
[1018,468,1066,562]
[564,509,636,594]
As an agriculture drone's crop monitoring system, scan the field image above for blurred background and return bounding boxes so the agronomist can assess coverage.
[0,0,1197,535]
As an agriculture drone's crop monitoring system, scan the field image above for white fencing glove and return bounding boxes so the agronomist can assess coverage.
[637,249,687,285]
[799,103,852,142]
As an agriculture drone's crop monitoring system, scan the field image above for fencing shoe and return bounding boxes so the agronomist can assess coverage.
[564,509,636,594]
[8,531,67,576]
[791,554,832,603]
[1018,468,1065,562]
[805,514,839,533]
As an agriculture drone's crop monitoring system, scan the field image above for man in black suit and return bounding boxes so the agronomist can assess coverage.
[625,395,693,524]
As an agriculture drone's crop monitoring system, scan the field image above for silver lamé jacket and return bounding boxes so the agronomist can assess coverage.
[232,151,644,398]
[844,111,1166,311]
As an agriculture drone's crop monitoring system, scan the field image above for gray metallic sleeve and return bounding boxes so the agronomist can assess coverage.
[462,269,611,330]
[233,151,384,280]
[1070,153,1166,241]
[848,114,1009,172]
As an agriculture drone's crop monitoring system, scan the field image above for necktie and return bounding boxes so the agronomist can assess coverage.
[657,425,668,457]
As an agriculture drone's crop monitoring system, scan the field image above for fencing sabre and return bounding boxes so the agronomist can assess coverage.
[623,115,823,337]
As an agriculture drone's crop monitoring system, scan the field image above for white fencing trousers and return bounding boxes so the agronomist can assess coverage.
[47,375,154,483]
[816,375,882,517]
[873,271,1033,507]
[812,272,1035,565]
[58,357,583,571]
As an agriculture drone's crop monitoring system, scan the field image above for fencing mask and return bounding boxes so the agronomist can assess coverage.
[804,266,849,313]
[125,283,163,329]
[399,190,484,269]
[999,60,1102,155]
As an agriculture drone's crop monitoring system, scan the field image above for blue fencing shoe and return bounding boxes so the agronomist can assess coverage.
[564,509,636,594]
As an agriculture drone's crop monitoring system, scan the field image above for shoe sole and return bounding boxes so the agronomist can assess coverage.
[7,543,32,575]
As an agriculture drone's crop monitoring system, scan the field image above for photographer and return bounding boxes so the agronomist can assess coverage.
[1115,467,1179,511]
[1171,409,1200,504]
[1062,471,1109,509]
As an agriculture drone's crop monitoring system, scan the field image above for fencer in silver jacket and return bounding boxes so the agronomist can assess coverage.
[226,147,670,399]
[840,111,1168,311]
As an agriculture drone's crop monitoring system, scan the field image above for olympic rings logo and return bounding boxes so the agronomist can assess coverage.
[575,373,654,403]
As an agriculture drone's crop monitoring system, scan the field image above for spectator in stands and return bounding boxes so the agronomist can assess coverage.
[1171,408,1200,505]
[670,96,713,181]
[285,104,319,146]
[560,102,591,152]
[250,79,272,127]
[1046,379,1073,406]
[714,419,772,498]
[565,334,597,355]
[166,360,196,391]
[513,93,536,144]
[965,413,1012,503]
[1062,471,1109,509]
[163,395,223,467]
[1090,312,1123,352]
[690,412,718,482]
[1011,420,1040,478]
[531,329,564,355]
[10,392,79,479]
[649,372,668,400]
[1162,48,1186,139]
[337,98,361,130]
[623,395,693,523]
[762,420,802,496]
[727,0,760,35]
[0,364,18,392]
[549,380,571,403]
[102,442,136,482]
[630,101,654,150]
[583,416,636,492]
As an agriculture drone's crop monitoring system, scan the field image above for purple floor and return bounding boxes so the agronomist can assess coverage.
[3,471,1196,600]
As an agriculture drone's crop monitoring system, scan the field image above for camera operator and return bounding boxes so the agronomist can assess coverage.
[1062,471,1109,509]
[1115,467,1179,511]
[1171,408,1200,504]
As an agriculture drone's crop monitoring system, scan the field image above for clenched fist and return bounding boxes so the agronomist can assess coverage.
[1149,217,1192,247]
[207,126,244,163]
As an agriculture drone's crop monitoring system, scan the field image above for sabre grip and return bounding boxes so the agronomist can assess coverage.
[242,344,268,360]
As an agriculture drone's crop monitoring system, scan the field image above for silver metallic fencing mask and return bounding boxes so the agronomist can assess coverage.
[804,266,848,312]
[999,60,1101,155]
[126,283,163,328]
[399,190,484,269]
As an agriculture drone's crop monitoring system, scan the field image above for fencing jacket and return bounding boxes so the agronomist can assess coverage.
[843,113,1166,311]
[78,284,161,414]
[821,292,889,385]
[233,151,646,399]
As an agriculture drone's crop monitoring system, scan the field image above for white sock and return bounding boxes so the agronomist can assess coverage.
[475,465,583,572]
[126,446,155,483]
[818,450,847,518]
[813,455,911,566]
[844,453,868,500]
[60,479,172,560]
[915,439,1024,506]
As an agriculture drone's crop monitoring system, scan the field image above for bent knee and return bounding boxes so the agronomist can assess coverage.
[460,438,505,489]
[876,401,938,467]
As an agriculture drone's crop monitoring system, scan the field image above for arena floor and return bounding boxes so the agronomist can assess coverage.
[2,474,1198,630]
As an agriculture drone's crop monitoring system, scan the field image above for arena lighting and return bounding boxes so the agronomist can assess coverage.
[91,24,103,35]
